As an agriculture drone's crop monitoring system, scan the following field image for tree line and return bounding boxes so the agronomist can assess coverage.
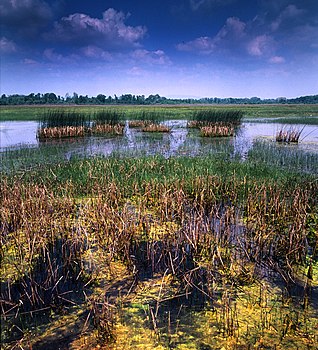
[1,92,318,105]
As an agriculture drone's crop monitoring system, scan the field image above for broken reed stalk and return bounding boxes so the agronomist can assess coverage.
[141,124,171,133]
[129,120,152,128]
[37,124,124,139]
[91,124,124,135]
[200,125,234,137]
[37,126,89,139]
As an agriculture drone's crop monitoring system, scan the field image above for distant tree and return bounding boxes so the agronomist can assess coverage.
[96,94,106,104]
[72,92,79,104]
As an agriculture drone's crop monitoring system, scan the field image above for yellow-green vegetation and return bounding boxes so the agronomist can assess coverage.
[1,154,317,349]
[1,104,318,122]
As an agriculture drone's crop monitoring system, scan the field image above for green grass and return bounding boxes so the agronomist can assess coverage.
[93,109,125,125]
[2,153,315,198]
[2,104,318,123]
[248,140,318,174]
[191,109,243,125]
[39,109,90,128]
[0,143,77,174]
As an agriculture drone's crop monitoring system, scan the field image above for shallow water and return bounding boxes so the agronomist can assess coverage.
[0,120,317,158]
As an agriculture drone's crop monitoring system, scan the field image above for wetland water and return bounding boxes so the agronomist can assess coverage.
[1,120,318,158]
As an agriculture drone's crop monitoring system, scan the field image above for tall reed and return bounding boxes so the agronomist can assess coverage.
[93,109,124,126]
[39,109,90,128]
[188,109,243,127]
[276,125,305,143]
[129,110,166,127]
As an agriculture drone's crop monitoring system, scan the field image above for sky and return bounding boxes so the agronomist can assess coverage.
[1,0,318,99]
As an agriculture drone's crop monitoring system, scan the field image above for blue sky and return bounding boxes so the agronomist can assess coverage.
[1,0,318,98]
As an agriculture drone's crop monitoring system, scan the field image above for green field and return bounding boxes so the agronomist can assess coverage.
[1,104,318,123]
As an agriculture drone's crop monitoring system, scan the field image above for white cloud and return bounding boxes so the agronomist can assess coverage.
[127,66,145,76]
[215,17,246,41]
[23,58,38,65]
[43,48,79,64]
[45,8,147,50]
[81,46,112,60]
[189,0,235,11]
[271,4,305,31]
[131,49,171,65]
[177,17,245,54]
[269,56,285,63]
[247,35,274,56]
[177,37,215,53]
[0,37,17,53]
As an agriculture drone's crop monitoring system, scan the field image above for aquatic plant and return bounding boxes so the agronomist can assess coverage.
[37,125,89,139]
[200,124,234,137]
[248,140,318,174]
[91,123,124,135]
[141,123,171,133]
[1,151,317,349]
[38,109,90,128]
[128,120,149,128]
[129,110,167,127]
[276,125,305,143]
[93,109,124,126]
[188,109,243,127]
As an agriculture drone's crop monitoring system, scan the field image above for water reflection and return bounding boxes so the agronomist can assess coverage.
[0,120,317,158]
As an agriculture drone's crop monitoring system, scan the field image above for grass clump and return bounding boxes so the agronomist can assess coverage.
[37,109,126,139]
[141,124,171,133]
[91,109,125,135]
[276,125,305,143]
[129,110,166,127]
[37,109,91,140]
[188,109,243,128]
[200,124,234,137]
[93,109,125,126]
[39,109,90,128]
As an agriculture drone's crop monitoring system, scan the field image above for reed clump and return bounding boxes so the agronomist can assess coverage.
[37,109,126,139]
[37,125,89,139]
[141,124,171,133]
[39,109,90,129]
[38,109,91,140]
[93,109,124,126]
[128,120,151,128]
[276,126,304,143]
[200,124,235,137]
[188,109,243,128]
[129,110,167,129]
[91,124,124,135]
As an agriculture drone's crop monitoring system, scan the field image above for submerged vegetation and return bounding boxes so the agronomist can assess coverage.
[1,105,318,349]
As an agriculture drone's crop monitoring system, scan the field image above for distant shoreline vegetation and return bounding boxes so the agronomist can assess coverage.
[1,92,318,106]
